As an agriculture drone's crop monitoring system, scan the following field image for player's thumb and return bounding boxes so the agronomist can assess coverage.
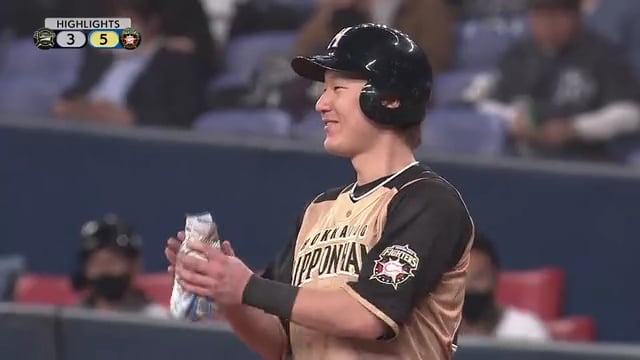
[221,240,235,257]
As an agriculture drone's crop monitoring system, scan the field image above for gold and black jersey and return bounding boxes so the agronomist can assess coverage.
[263,163,474,360]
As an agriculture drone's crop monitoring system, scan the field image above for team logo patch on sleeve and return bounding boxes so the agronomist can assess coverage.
[370,244,419,290]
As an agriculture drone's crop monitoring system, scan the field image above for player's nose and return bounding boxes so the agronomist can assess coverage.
[315,90,332,113]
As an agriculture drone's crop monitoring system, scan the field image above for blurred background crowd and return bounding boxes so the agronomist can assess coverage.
[1,0,640,162]
[1,0,640,359]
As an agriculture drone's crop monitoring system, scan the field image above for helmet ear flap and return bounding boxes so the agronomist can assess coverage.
[359,82,398,127]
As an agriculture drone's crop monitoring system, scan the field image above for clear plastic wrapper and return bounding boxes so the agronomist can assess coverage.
[170,212,220,321]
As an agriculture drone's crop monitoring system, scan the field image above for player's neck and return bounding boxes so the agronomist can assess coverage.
[351,144,416,185]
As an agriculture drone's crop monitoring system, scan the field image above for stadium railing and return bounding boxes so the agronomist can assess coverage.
[0,304,639,360]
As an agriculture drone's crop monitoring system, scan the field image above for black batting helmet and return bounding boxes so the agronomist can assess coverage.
[291,23,433,129]
[71,214,143,290]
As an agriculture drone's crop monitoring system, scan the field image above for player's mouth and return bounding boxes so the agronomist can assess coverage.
[323,119,338,131]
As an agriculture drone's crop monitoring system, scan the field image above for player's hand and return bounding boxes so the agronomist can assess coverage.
[511,112,537,142]
[165,231,185,279]
[166,234,235,280]
[536,120,576,147]
[91,101,135,126]
[176,240,253,306]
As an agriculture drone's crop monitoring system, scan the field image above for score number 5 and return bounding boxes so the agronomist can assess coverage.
[89,31,119,48]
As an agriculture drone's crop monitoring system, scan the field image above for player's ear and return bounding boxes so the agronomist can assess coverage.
[381,97,401,109]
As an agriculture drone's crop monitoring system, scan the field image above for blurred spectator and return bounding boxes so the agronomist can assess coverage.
[294,0,454,74]
[227,0,311,39]
[582,0,640,78]
[160,0,223,77]
[460,233,550,341]
[72,214,168,318]
[449,0,529,20]
[1,0,58,37]
[52,0,208,128]
[480,0,640,162]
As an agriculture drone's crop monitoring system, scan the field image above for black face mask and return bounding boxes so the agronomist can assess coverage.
[463,290,495,322]
[88,274,132,302]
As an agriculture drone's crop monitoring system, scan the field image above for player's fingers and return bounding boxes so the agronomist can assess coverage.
[206,246,225,261]
[180,281,211,299]
[177,231,185,242]
[168,265,176,281]
[176,264,211,288]
[179,253,210,275]
[221,240,235,257]
[188,240,208,255]
[165,247,177,265]
[167,238,181,252]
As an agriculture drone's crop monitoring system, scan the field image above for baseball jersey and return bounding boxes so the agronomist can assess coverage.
[263,163,474,360]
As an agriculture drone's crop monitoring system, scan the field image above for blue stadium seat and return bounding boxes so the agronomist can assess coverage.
[453,17,528,70]
[291,111,324,139]
[627,149,640,166]
[0,77,62,116]
[0,37,82,85]
[0,30,12,72]
[0,38,81,116]
[209,31,297,92]
[193,109,293,136]
[422,108,507,156]
[433,70,485,107]
[0,255,25,301]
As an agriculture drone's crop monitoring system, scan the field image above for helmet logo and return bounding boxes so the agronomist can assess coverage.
[327,26,352,50]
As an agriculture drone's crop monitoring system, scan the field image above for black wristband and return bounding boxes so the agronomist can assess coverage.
[242,275,300,319]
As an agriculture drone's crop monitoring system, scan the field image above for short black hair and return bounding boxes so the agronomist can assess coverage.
[472,231,500,269]
[529,0,581,12]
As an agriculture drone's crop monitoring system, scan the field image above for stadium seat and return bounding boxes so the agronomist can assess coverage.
[0,38,81,84]
[136,273,173,308]
[0,77,62,116]
[14,274,79,306]
[0,255,25,301]
[497,267,566,321]
[433,70,485,107]
[421,108,507,156]
[0,38,81,116]
[291,111,323,139]
[546,316,597,342]
[209,31,297,91]
[626,148,640,166]
[454,17,527,70]
[193,109,292,136]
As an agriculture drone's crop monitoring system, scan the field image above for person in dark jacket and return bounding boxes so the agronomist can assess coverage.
[52,0,210,128]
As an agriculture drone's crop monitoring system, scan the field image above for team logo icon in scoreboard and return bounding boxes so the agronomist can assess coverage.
[34,18,141,50]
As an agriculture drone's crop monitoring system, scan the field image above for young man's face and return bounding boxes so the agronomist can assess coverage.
[530,8,580,51]
[316,71,382,157]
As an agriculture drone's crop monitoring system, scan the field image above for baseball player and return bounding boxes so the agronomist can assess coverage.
[166,23,474,360]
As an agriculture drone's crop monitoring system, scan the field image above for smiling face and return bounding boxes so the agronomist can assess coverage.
[315,71,385,157]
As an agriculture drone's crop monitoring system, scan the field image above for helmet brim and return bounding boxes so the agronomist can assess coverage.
[291,55,347,82]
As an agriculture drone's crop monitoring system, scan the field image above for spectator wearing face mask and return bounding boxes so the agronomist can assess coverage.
[460,233,549,341]
[71,214,168,318]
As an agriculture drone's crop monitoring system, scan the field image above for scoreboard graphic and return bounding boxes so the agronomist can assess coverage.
[33,18,141,50]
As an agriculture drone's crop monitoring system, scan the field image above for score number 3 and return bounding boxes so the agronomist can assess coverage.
[55,31,87,48]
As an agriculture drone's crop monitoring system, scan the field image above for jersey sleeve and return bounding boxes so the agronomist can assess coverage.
[343,179,473,339]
